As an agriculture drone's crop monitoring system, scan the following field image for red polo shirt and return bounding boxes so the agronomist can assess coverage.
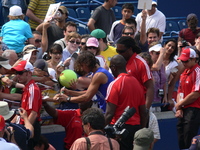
[55,109,83,149]
[106,73,145,125]
[20,79,42,124]
[126,53,152,91]
[178,64,200,108]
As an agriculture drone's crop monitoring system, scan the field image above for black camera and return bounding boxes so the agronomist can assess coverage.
[180,40,189,48]
[15,109,21,116]
[104,106,136,139]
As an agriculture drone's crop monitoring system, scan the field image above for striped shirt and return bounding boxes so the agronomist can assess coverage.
[28,0,55,29]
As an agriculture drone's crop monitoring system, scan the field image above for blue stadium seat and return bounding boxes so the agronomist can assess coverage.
[113,6,122,20]
[67,8,78,18]
[166,21,180,32]
[178,20,187,30]
[77,26,88,35]
[76,7,91,21]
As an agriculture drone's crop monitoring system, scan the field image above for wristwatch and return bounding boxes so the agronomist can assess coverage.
[66,96,71,102]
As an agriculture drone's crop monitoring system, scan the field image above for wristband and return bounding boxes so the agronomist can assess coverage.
[66,96,71,103]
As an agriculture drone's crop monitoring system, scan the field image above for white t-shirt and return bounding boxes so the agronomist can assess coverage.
[136,8,166,33]
[148,112,161,139]
[165,60,178,81]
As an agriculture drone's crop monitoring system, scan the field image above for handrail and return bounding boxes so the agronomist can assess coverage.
[166,17,186,20]
[41,102,171,121]
[68,16,87,26]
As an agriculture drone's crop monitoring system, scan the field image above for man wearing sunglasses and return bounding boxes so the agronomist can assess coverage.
[175,48,200,150]
[11,60,42,149]
[116,36,154,111]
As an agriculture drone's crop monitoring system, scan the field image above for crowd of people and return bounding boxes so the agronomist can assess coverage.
[0,0,200,150]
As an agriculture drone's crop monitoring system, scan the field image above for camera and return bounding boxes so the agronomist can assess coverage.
[104,106,136,139]
[180,40,189,48]
[15,109,21,116]
[158,89,164,97]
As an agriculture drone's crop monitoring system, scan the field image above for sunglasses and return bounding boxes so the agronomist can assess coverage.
[116,49,127,54]
[35,39,41,43]
[87,46,98,50]
[155,52,160,55]
[69,40,81,45]
[123,32,134,36]
[16,70,28,75]
[81,42,86,45]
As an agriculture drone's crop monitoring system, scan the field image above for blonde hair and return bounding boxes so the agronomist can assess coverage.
[8,15,24,20]
[66,32,81,41]
[149,41,160,49]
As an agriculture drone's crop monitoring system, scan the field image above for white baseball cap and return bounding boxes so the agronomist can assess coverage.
[11,60,34,73]
[149,44,162,52]
[9,5,23,16]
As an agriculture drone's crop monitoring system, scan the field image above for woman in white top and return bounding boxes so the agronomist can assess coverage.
[163,39,183,108]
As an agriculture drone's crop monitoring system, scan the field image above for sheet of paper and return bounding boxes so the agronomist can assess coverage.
[23,51,32,62]
[44,2,61,22]
[138,0,152,10]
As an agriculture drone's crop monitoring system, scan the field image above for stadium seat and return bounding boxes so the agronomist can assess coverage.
[165,21,179,36]
[67,8,78,18]
[77,26,88,35]
[178,20,187,30]
[166,21,180,32]
[76,7,91,21]
[113,6,122,20]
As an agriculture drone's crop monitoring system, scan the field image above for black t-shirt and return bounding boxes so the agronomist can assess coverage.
[47,23,64,51]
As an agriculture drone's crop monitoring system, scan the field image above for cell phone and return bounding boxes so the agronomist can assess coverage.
[71,53,78,60]
[57,61,63,67]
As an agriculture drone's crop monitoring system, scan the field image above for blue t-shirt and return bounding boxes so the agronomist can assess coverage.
[93,67,114,112]
[1,19,33,53]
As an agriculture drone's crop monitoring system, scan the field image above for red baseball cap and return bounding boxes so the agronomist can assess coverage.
[11,60,34,72]
[178,47,196,61]
[0,115,5,131]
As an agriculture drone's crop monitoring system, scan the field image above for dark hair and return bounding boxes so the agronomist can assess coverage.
[196,32,200,39]
[74,51,96,73]
[47,44,63,59]
[122,26,135,34]
[35,136,49,150]
[125,18,137,27]
[139,52,153,68]
[81,108,105,130]
[32,30,41,35]
[64,21,77,32]
[147,27,160,37]
[117,36,141,54]
[122,3,134,12]
[164,39,178,62]
[49,44,63,54]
